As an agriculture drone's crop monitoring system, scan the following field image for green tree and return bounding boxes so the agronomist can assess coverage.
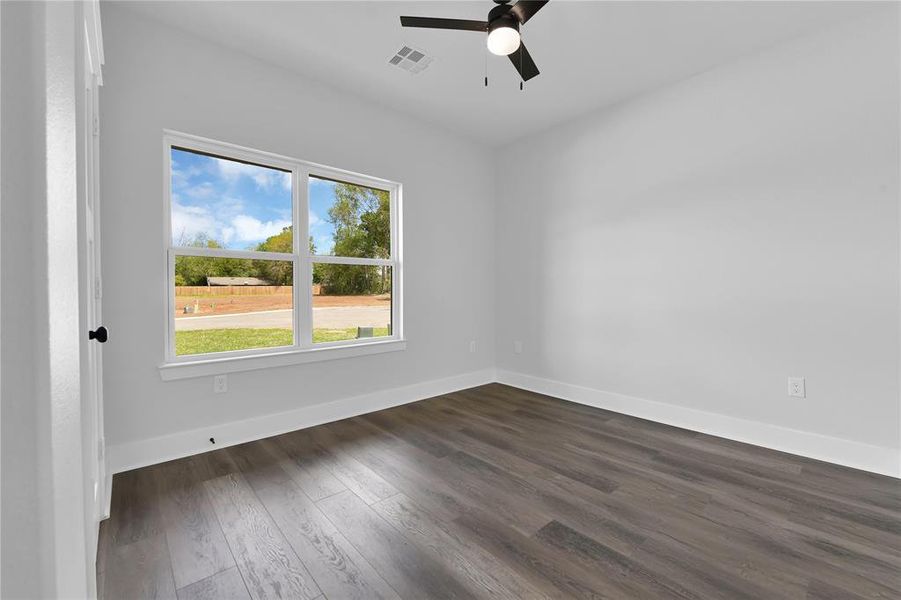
[250,229,326,286]
[318,183,390,295]
[174,234,254,286]
[254,226,293,285]
[310,236,323,284]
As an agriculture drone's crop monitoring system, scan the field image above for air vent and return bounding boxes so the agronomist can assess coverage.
[388,45,433,74]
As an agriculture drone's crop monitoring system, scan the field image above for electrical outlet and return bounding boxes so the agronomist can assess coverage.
[787,376,805,398]
[469,340,477,353]
[213,374,228,394]
[514,340,523,354]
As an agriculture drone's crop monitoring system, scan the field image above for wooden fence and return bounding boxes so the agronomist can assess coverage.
[176,285,293,296]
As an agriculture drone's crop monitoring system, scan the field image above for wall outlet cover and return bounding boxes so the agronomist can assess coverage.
[788,376,805,398]
[514,340,523,354]
[213,374,228,394]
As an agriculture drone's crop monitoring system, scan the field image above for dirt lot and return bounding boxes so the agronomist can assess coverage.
[175,293,390,317]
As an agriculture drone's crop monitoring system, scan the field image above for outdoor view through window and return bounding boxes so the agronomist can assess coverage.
[170,145,393,357]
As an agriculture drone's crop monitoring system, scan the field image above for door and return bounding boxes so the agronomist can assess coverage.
[79,3,106,595]
[82,47,105,517]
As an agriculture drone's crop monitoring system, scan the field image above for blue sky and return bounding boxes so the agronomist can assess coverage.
[170,148,338,252]
[309,177,339,255]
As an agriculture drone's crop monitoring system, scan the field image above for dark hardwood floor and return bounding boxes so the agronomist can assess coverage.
[98,383,901,599]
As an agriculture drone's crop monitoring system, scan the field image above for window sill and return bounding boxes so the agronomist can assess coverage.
[158,339,406,381]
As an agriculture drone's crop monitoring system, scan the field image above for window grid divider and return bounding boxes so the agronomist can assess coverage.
[309,256,393,266]
[170,246,294,261]
[296,167,313,350]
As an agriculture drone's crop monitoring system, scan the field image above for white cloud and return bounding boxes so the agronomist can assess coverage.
[171,200,217,245]
[215,157,286,191]
[230,215,291,244]
[171,199,288,247]
[170,162,204,192]
[309,212,322,227]
[216,196,246,216]
[254,172,273,189]
[184,182,216,199]
[216,158,257,179]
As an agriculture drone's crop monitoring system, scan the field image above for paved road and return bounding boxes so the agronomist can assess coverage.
[175,306,391,331]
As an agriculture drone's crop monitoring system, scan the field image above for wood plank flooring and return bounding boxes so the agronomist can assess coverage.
[98,384,901,599]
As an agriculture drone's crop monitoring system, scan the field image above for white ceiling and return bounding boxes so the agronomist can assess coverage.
[116,1,876,146]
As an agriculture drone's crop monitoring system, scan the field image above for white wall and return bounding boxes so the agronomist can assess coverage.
[1,3,42,595]
[495,8,900,470]
[101,4,900,477]
[99,5,496,462]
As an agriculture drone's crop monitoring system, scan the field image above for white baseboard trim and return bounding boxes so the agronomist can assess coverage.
[497,370,900,479]
[102,471,113,520]
[108,368,496,474]
[107,367,899,480]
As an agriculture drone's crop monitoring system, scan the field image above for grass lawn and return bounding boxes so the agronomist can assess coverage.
[313,326,390,344]
[175,327,391,355]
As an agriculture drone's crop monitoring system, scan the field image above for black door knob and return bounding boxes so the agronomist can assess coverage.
[88,326,108,343]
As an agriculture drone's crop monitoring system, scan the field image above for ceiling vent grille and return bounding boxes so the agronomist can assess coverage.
[388,45,433,74]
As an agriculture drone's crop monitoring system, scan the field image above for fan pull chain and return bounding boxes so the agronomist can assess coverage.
[519,36,524,91]
[484,49,488,87]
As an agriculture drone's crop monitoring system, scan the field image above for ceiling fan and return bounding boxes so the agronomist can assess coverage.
[400,0,549,83]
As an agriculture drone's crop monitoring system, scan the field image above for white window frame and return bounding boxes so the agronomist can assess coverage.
[160,131,404,380]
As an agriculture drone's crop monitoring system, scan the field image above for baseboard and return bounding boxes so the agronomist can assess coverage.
[102,471,112,520]
[107,366,899,479]
[108,368,496,474]
[497,369,900,479]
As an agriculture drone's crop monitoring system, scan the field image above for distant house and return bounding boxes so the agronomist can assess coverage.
[207,276,272,286]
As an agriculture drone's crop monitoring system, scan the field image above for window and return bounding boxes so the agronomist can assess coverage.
[164,132,402,372]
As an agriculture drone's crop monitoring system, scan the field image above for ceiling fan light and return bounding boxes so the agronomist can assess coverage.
[487,22,520,56]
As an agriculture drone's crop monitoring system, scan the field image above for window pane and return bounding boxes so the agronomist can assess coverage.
[313,264,391,343]
[309,176,390,258]
[170,147,293,251]
[174,257,293,355]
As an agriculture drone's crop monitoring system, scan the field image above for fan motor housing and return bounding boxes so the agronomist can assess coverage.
[488,4,520,28]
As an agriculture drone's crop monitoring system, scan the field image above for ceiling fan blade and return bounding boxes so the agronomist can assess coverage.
[509,1,549,24]
[399,16,488,31]
[509,42,539,81]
